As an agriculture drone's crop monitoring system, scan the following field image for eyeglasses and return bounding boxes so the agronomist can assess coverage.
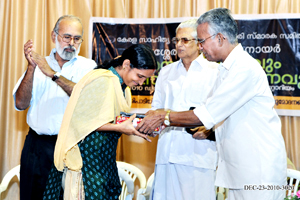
[55,31,83,44]
[172,37,197,45]
[197,34,216,47]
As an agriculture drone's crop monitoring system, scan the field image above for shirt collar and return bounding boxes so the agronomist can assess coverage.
[108,66,123,85]
[178,54,205,71]
[221,43,243,71]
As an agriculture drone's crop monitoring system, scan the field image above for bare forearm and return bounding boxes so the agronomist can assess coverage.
[137,109,203,134]
[53,76,75,96]
[31,51,75,96]
[15,66,35,110]
[170,110,203,127]
[95,122,119,132]
[95,117,151,141]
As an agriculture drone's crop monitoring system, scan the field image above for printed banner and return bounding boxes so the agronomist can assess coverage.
[89,15,300,116]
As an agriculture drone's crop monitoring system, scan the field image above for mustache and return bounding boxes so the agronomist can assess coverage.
[63,45,76,51]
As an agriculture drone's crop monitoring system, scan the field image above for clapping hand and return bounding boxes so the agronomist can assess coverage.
[24,40,37,68]
[31,51,55,77]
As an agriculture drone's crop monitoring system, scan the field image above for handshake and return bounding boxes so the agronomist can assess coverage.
[116,110,215,141]
[116,112,164,136]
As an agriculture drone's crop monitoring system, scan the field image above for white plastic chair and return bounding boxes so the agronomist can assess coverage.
[118,168,135,200]
[0,165,20,197]
[287,168,300,198]
[117,161,146,200]
[136,172,154,200]
[215,186,228,200]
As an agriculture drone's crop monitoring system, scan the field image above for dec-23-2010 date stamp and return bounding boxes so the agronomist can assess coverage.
[244,185,294,190]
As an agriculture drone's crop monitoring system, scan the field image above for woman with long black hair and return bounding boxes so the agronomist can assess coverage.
[42,44,158,200]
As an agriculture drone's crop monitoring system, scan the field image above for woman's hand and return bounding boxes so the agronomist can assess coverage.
[117,114,152,142]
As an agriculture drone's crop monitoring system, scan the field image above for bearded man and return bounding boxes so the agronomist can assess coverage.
[13,15,96,200]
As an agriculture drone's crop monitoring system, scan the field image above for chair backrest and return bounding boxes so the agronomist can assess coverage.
[118,168,135,200]
[0,165,20,196]
[287,168,300,197]
[117,161,146,200]
[137,172,154,200]
[215,186,228,200]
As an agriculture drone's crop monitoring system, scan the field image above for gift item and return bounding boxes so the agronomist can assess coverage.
[116,112,161,134]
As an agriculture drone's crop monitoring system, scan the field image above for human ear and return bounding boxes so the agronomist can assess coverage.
[217,33,225,46]
[51,31,56,43]
[122,59,131,70]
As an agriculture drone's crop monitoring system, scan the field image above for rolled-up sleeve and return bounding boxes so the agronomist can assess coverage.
[193,104,216,130]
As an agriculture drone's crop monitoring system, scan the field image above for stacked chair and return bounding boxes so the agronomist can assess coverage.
[117,161,147,200]
[0,165,20,200]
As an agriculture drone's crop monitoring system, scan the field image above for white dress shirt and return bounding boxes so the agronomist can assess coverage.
[194,44,287,188]
[152,54,219,170]
[13,48,96,135]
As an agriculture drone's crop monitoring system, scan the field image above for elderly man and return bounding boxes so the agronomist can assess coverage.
[137,8,287,200]
[149,19,219,200]
[13,15,96,200]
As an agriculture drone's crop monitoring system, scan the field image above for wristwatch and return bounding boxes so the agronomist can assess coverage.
[164,110,171,126]
[52,72,61,81]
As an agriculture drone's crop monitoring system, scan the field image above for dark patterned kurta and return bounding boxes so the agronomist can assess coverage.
[79,131,122,199]
[43,67,125,200]
[43,131,122,200]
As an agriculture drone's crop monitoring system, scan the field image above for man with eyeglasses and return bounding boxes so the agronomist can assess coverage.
[13,15,96,200]
[148,19,219,200]
[137,8,286,200]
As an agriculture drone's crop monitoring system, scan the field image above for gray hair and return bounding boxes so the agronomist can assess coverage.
[176,18,198,39]
[197,8,238,44]
[53,15,83,35]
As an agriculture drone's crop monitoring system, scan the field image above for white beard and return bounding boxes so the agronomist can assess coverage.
[55,36,81,60]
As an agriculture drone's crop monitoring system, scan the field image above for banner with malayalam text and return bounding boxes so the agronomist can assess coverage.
[89,14,300,116]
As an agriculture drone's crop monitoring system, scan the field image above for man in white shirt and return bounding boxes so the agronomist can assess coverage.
[137,8,287,200]
[13,15,96,200]
[150,19,219,200]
